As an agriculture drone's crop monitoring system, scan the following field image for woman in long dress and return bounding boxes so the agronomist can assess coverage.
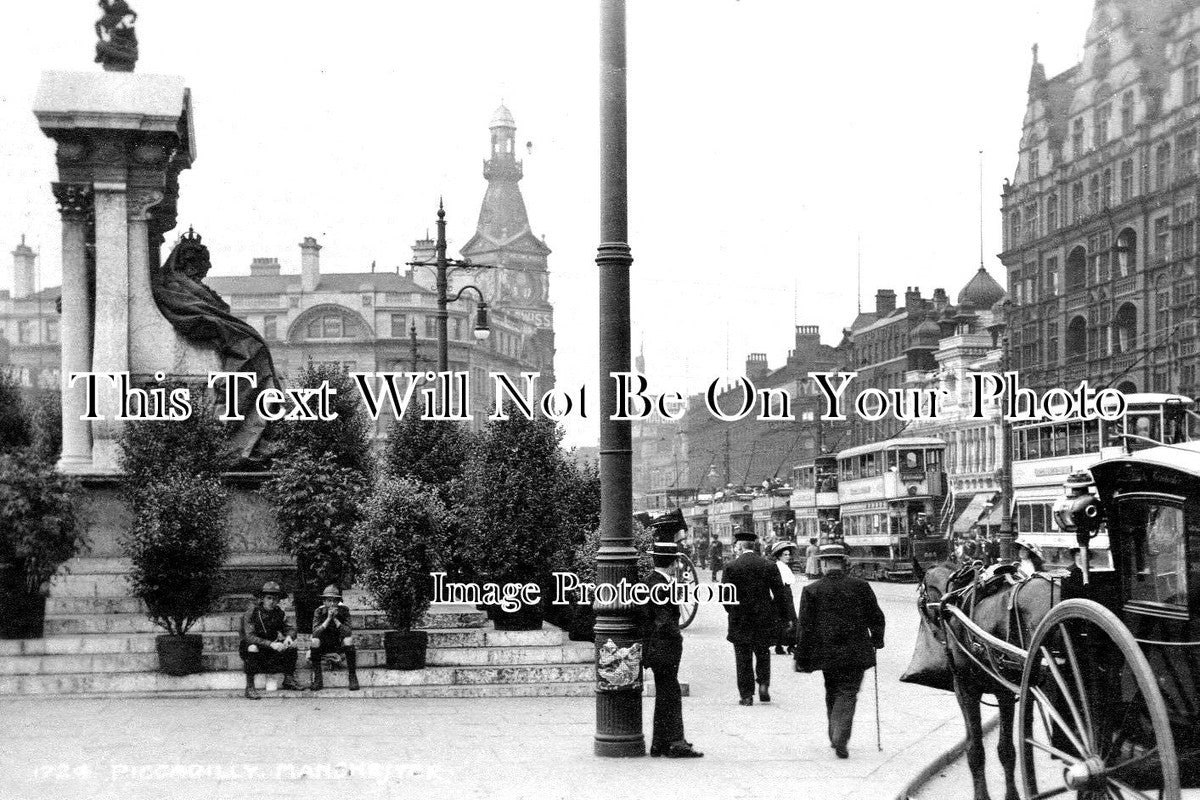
[804,538,820,579]
[771,542,799,655]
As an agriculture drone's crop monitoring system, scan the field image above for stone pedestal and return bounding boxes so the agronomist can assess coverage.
[33,70,218,474]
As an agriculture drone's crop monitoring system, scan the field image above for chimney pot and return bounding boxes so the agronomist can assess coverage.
[300,237,321,292]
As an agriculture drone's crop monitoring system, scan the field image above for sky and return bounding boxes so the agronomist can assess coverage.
[0,0,1095,446]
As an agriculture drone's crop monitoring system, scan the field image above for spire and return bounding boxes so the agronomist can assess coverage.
[1028,41,1047,95]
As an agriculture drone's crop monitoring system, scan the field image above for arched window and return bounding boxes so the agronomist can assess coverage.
[1113,303,1138,354]
[1066,316,1087,362]
[1066,246,1088,292]
[290,306,370,342]
[1116,228,1138,276]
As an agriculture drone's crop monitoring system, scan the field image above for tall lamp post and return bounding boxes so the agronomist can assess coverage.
[594,0,643,758]
[991,298,1015,561]
[406,201,492,379]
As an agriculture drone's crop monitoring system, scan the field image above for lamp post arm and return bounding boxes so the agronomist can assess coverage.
[446,284,487,304]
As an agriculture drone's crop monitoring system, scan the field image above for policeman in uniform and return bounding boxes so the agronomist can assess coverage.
[794,543,885,758]
[640,510,703,758]
[308,584,360,691]
[722,529,789,705]
[239,580,302,699]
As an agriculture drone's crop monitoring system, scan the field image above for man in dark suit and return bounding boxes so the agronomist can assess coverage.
[639,509,702,758]
[722,529,789,705]
[794,543,885,758]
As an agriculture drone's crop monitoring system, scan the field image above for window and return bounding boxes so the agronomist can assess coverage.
[1095,102,1111,146]
[1072,118,1085,158]
[1180,202,1197,257]
[1101,168,1113,210]
[1121,90,1134,133]
[1088,232,1110,283]
[1188,64,1200,103]
[1044,255,1059,296]
[453,318,463,340]
[45,319,58,344]
[303,312,359,340]
[1116,499,1188,608]
[425,317,436,337]
[1071,181,1083,223]
[1088,175,1100,215]
[1157,143,1172,189]
[17,321,31,344]
[1024,202,1037,241]
[1047,321,1059,365]
[1009,211,1021,248]
[1120,158,1134,202]
[1179,130,1198,177]
[1028,149,1039,182]
[1046,193,1058,232]
[1116,229,1138,275]
[391,313,407,337]
[1155,215,1171,259]
[1066,246,1087,292]
[263,315,276,341]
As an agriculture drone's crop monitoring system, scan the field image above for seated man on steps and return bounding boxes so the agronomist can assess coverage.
[240,581,302,699]
[308,585,360,691]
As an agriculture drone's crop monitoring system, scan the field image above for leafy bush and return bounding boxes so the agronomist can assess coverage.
[459,411,577,586]
[267,364,374,597]
[0,449,82,594]
[0,371,31,454]
[571,518,654,587]
[353,477,448,631]
[266,450,365,592]
[28,390,61,465]
[123,470,229,635]
[120,398,230,635]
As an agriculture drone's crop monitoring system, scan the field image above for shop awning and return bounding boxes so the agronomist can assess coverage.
[979,500,1005,528]
[952,492,997,534]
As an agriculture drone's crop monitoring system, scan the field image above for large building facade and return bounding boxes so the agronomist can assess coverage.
[1002,0,1200,396]
[1,106,555,432]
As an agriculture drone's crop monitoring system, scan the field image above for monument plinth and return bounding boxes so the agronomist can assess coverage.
[34,70,219,474]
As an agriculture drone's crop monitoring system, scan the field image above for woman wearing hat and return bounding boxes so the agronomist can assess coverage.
[770,542,799,655]
[308,584,360,691]
[1013,538,1046,578]
[804,538,820,579]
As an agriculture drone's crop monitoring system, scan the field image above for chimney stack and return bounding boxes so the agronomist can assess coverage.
[249,257,281,276]
[300,237,321,292]
[875,289,896,316]
[409,237,437,290]
[11,235,35,300]
[745,352,770,383]
[905,286,923,311]
[932,287,948,310]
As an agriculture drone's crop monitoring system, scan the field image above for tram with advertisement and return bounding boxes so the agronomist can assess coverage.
[1010,392,1196,570]
[750,485,795,543]
[789,455,841,544]
[706,491,756,547]
[836,437,949,580]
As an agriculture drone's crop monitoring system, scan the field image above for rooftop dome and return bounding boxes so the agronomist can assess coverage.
[490,104,516,129]
[913,317,942,341]
[956,266,1005,309]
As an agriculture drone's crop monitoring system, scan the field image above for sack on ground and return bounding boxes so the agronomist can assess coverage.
[899,616,954,692]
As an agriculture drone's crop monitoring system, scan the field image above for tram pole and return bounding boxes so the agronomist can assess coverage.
[998,298,1015,561]
[593,0,643,758]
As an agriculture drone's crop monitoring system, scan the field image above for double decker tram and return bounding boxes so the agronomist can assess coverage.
[1010,392,1196,569]
[789,455,840,544]
[836,437,948,580]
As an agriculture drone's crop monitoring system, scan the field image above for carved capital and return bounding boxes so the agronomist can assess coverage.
[52,183,94,223]
[127,188,165,222]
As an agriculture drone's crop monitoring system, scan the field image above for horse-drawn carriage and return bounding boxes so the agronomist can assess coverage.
[917,440,1200,799]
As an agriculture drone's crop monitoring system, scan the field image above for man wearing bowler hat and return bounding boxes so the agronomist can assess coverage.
[639,509,702,758]
[722,529,789,705]
[239,580,302,699]
[794,543,885,758]
[308,584,360,691]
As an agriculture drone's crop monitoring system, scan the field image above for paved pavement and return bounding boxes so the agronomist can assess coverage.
[0,577,978,800]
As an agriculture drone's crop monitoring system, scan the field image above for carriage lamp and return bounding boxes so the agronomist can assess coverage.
[473,302,490,340]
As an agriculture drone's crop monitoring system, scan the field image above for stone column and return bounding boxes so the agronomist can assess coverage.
[53,183,94,472]
[126,188,166,376]
[90,182,130,472]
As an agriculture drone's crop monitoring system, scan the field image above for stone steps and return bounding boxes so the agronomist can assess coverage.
[0,642,594,675]
[41,608,486,636]
[0,663,596,695]
[15,682,681,701]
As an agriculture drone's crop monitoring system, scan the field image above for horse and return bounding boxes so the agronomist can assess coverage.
[914,558,1057,800]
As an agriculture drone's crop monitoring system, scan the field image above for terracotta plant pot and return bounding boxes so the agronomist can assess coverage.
[156,633,204,676]
[384,630,428,670]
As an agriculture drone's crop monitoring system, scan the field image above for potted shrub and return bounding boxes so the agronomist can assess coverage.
[0,450,82,638]
[460,412,577,630]
[353,477,448,670]
[123,470,229,674]
[120,397,231,675]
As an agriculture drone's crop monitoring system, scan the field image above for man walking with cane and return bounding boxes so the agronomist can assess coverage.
[793,543,885,759]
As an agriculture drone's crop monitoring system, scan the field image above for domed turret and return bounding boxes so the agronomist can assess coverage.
[490,104,516,129]
[957,266,1005,309]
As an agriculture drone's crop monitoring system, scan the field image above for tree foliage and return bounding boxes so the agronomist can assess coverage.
[0,371,31,454]
[353,477,448,631]
[0,449,81,594]
[119,397,230,635]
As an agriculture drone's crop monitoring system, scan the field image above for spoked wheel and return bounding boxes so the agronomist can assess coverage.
[1017,599,1179,800]
[674,553,699,629]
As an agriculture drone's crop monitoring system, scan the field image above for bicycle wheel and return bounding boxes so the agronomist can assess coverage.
[675,553,699,629]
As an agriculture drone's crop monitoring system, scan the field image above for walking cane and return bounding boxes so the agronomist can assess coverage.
[873,666,882,751]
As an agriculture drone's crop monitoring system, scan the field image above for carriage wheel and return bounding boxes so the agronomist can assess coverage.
[675,553,699,630]
[1017,599,1179,800]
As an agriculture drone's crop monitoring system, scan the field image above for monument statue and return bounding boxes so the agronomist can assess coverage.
[152,228,279,465]
[95,0,138,72]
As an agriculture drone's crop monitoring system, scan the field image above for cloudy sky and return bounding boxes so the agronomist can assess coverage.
[0,1,1093,445]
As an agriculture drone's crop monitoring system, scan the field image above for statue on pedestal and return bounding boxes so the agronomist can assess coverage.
[152,228,279,466]
[95,0,138,72]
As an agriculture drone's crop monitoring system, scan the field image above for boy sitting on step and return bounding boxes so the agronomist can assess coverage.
[308,585,360,691]
[239,581,302,700]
